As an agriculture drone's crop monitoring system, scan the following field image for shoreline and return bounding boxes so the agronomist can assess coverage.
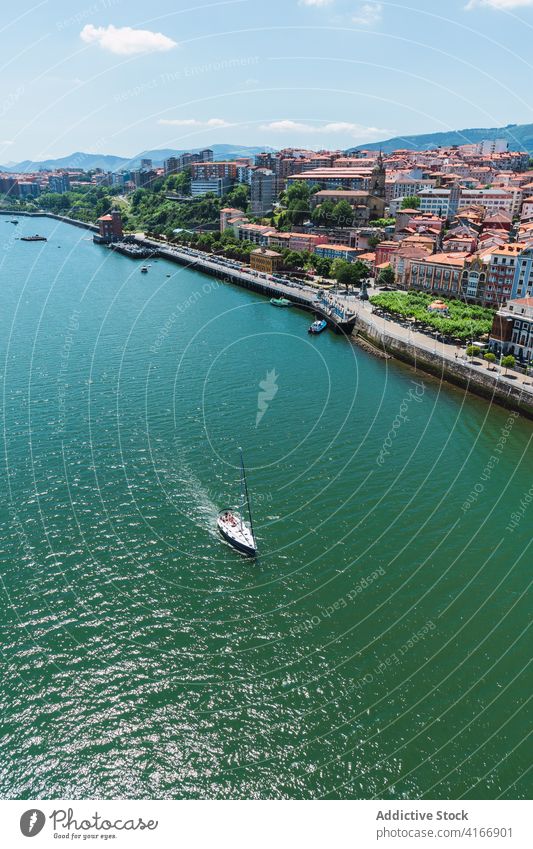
[3,209,532,420]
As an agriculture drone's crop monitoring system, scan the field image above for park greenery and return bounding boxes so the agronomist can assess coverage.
[370,291,495,342]
[2,184,121,224]
[369,217,395,227]
[1,169,250,236]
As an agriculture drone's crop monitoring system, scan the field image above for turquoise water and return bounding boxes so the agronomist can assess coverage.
[0,216,531,799]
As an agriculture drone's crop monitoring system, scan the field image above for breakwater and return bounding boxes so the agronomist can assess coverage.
[0,209,98,231]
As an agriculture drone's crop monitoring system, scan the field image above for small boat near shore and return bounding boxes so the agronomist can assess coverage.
[308,319,327,335]
[217,449,258,558]
[140,265,149,273]
[20,234,47,242]
[270,297,292,307]
[10,220,19,225]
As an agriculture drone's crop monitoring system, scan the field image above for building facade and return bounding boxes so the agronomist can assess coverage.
[489,297,533,362]
[96,211,123,242]
[250,248,283,274]
[48,173,71,193]
[250,168,275,216]
[511,247,533,299]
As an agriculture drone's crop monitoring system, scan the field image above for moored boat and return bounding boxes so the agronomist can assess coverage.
[217,449,258,558]
[270,297,292,307]
[308,319,327,335]
[140,265,149,273]
[21,234,47,241]
[330,316,356,335]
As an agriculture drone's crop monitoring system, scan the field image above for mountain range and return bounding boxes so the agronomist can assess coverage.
[4,122,533,172]
[350,122,533,154]
[0,144,273,173]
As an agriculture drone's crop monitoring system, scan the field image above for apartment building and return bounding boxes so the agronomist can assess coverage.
[489,297,533,362]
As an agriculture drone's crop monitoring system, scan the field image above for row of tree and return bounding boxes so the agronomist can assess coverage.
[370,291,494,342]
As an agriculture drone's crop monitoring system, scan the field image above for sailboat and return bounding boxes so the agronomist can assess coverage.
[217,449,258,557]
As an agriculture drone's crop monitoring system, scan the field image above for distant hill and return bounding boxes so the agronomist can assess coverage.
[349,123,533,154]
[3,152,130,173]
[0,144,274,173]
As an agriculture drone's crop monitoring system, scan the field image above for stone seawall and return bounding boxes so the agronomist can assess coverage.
[0,210,98,231]
[353,315,533,420]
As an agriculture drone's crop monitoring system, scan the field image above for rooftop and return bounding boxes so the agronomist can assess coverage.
[251,248,281,257]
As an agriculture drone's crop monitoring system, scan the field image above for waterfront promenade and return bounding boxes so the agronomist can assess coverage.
[3,212,531,413]
[354,298,533,394]
[134,234,533,409]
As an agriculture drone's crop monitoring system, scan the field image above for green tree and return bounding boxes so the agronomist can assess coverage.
[484,352,497,370]
[332,260,367,289]
[332,199,354,228]
[283,250,306,270]
[400,196,421,209]
[286,200,309,226]
[466,345,478,361]
[377,265,395,287]
[165,170,191,195]
[223,183,249,211]
[313,256,333,278]
[501,354,516,374]
[311,200,335,228]
[285,181,311,204]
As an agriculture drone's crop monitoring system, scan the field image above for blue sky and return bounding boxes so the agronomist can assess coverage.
[2,0,533,161]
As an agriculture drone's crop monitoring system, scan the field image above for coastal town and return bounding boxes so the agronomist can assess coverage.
[2,0,533,817]
[2,138,533,386]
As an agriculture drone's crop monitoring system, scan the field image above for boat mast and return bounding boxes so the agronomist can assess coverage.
[239,448,255,541]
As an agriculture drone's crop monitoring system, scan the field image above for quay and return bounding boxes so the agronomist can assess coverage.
[132,235,356,334]
[0,209,98,232]
[2,210,532,418]
[131,236,533,418]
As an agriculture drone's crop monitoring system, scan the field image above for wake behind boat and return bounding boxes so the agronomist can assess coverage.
[217,449,258,557]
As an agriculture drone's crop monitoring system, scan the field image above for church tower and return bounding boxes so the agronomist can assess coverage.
[371,151,386,198]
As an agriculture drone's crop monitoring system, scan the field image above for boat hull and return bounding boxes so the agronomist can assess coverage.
[217,524,257,557]
[329,317,356,335]
[217,512,257,557]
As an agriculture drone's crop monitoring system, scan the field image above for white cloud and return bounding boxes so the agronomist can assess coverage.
[80,24,177,55]
[158,118,233,128]
[260,120,387,139]
[465,0,533,8]
[352,2,383,25]
[299,0,334,6]
[262,120,315,132]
